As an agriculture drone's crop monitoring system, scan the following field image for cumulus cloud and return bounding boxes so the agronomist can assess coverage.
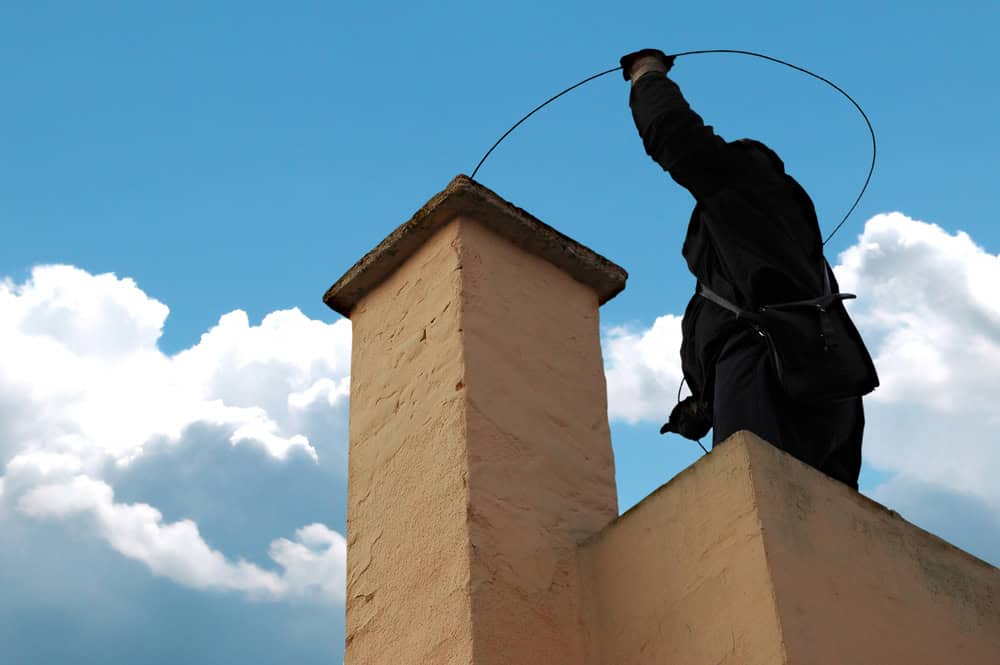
[16,474,345,602]
[603,314,684,424]
[833,212,1000,512]
[0,265,351,603]
[0,266,354,469]
[269,523,348,602]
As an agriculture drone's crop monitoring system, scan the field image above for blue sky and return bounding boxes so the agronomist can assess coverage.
[2,2,999,663]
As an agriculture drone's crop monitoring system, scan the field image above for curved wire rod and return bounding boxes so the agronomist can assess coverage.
[470,49,876,246]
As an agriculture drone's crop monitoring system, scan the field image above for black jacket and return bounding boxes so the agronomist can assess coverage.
[630,72,841,404]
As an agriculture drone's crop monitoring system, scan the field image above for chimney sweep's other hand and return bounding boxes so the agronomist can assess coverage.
[620,48,675,82]
[659,395,712,441]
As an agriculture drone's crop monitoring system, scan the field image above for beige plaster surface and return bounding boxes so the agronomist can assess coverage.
[342,213,620,664]
[581,431,1000,665]
[579,432,786,665]
[345,221,473,665]
[747,433,1000,665]
[459,219,618,665]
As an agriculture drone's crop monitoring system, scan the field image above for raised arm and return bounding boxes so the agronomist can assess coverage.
[623,50,765,200]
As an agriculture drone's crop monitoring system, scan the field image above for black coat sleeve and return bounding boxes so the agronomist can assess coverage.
[629,72,773,201]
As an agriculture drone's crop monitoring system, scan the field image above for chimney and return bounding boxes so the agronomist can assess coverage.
[325,176,1000,665]
[325,175,626,664]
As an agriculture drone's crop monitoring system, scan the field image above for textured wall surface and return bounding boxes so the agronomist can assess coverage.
[459,219,618,665]
[748,434,1000,665]
[580,431,1000,665]
[579,433,786,665]
[346,222,474,665]
[343,217,619,665]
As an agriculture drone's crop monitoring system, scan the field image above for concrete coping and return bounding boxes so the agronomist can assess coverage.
[323,175,628,318]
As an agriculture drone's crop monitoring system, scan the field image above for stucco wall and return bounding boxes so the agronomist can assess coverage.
[579,432,786,665]
[580,431,1000,665]
[346,221,474,665]
[748,434,1000,664]
[343,216,620,665]
[458,218,618,665]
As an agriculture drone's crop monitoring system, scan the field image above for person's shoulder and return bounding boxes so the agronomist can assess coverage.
[727,139,786,176]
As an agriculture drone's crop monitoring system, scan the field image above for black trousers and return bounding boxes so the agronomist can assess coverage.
[711,330,864,489]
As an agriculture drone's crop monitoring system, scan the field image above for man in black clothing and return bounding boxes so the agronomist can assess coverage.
[621,49,865,489]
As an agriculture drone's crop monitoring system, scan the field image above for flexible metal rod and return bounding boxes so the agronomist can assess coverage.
[470,49,876,246]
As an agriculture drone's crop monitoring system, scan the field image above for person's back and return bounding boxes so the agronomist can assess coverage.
[621,49,871,489]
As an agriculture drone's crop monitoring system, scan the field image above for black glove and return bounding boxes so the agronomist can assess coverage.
[659,395,712,441]
[620,48,675,81]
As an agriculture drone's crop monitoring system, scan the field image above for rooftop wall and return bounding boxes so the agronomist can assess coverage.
[581,430,1000,665]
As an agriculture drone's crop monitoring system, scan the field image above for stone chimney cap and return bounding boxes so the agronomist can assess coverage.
[323,175,628,318]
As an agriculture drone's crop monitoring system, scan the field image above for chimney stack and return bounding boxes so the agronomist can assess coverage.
[325,175,626,664]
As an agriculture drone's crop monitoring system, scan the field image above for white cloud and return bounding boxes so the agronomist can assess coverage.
[6,264,167,357]
[7,450,84,477]
[288,377,351,411]
[0,266,353,468]
[603,314,685,424]
[269,523,347,602]
[833,212,1000,512]
[835,213,1000,412]
[18,474,111,518]
[18,474,345,603]
[0,265,352,603]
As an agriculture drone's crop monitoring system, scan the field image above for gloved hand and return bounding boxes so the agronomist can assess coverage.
[620,48,675,82]
[659,395,712,440]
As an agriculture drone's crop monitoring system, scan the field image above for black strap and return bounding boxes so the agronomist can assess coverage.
[699,281,855,311]
[699,258,863,354]
[699,258,853,311]
[697,282,751,318]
